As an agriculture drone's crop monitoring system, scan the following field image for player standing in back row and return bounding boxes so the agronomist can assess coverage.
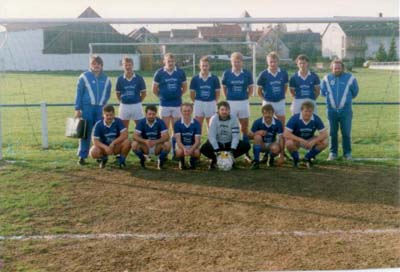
[190,56,221,129]
[115,56,146,130]
[289,54,320,115]
[222,52,254,161]
[153,53,187,158]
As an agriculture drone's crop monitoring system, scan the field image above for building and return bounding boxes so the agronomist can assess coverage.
[322,20,399,60]
[0,7,139,71]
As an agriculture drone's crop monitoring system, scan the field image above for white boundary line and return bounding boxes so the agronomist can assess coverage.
[1,228,399,242]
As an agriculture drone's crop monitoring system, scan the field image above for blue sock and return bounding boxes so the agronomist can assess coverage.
[242,135,250,143]
[118,155,126,163]
[305,147,321,160]
[159,150,168,161]
[190,156,197,166]
[290,151,299,163]
[102,155,108,161]
[253,144,261,162]
[172,137,176,156]
[134,150,145,161]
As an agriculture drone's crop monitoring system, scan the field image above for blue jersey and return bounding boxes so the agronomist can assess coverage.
[251,117,283,144]
[153,67,187,107]
[135,117,168,140]
[222,69,254,101]
[257,68,288,102]
[74,70,111,110]
[173,118,202,146]
[289,71,320,100]
[93,117,126,145]
[116,74,146,104]
[321,72,359,112]
[286,113,325,140]
[189,73,221,102]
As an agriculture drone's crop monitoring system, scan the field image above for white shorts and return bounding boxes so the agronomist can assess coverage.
[119,103,144,121]
[160,106,181,118]
[290,99,317,115]
[227,100,250,119]
[194,100,216,118]
[262,99,286,116]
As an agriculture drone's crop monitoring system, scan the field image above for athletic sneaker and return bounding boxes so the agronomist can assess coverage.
[250,160,260,170]
[268,155,275,167]
[344,154,353,161]
[260,153,269,164]
[303,158,313,169]
[244,153,252,163]
[179,160,187,170]
[140,158,146,169]
[208,160,216,171]
[327,153,337,161]
[157,159,165,170]
[77,158,87,166]
[99,159,108,169]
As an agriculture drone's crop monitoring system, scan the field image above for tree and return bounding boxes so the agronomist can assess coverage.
[387,35,398,61]
[375,43,387,62]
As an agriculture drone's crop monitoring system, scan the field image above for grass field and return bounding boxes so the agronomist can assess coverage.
[0,68,399,271]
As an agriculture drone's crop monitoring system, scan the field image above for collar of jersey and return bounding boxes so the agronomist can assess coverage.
[231,69,243,76]
[146,118,157,127]
[103,118,116,128]
[199,72,211,80]
[262,117,276,127]
[267,67,281,77]
[300,113,314,125]
[163,66,177,74]
[218,115,231,121]
[123,73,136,80]
[181,118,194,127]
[297,70,311,80]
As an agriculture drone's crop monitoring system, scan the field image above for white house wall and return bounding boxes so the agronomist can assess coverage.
[322,23,346,59]
[0,29,140,71]
[365,36,399,59]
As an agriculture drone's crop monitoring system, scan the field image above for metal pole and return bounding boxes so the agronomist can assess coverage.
[0,105,2,160]
[252,43,257,96]
[192,53,196,77]
[40,102,48,149]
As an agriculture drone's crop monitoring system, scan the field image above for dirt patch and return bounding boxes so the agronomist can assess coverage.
[1,163,399,271]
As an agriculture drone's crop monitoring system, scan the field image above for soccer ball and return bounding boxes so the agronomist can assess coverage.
[216,151,234,171]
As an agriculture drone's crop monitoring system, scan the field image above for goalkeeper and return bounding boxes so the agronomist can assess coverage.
[200,101,250,170]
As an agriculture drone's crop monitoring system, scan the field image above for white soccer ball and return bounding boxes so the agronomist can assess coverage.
[216,151,234,171]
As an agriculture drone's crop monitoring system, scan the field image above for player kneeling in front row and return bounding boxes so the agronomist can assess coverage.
[200,101,251,170]
[90,105,131,169]
[132,105,171,170]
[283,101,328,168]
[174,103,202,170]
[249,104,284,170]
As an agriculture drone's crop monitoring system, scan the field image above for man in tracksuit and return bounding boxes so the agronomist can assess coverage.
[321,59,359,161]
[200,101,251,170]
[74,55,112,165]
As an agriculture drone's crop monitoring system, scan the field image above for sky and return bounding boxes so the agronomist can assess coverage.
[0,0,398,33]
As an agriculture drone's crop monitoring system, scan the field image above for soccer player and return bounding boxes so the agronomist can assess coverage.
[222,52,254,161]
[289,54,320,115]
[190,56,221,128]
[284,101,328,168]
[90,105,130,169]
[321,58,359,161]
[257,51,289,126]
[249,104,284,170]
[132,105,170,170]
[115,56,146,130]
[200,101,251,170]
[74,55,111,166]
[174,103,202,170]
[152,53,187,158]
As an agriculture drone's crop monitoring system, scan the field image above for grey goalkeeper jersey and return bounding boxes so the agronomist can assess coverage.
[208,114,240,150]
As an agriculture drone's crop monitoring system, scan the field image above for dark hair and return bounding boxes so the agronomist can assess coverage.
[262,104,275,113]
[90,55,103,66]
[217,101,230,110]
[301,101,315,111]
[103,104,115,113]
[145,104,158,113]
[296,54,309,63]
